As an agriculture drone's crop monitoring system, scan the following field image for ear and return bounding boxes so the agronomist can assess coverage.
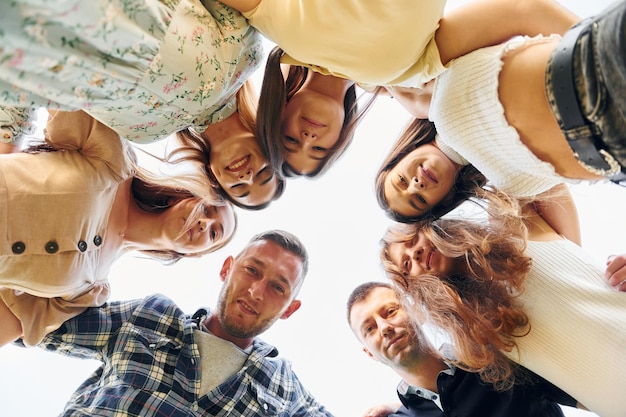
[362,346,378,362]
[279,299,301,320]
[219,256,234,282]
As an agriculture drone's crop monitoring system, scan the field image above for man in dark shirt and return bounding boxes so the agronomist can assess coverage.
[347,281,580,417]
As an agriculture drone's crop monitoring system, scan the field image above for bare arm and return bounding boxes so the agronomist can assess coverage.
[217,0,260,13]
[531,184,581,245]
[436,0,580,65]
[0,297,23,347]
[385,80,434,119]
[0,142,20,154]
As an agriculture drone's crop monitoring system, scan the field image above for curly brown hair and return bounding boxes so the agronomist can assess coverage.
[380,191,533,391]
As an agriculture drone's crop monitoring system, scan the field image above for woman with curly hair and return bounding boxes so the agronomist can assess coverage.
[380,191,626,417]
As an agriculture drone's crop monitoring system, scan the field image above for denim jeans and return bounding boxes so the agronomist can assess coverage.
[546,0,626,179]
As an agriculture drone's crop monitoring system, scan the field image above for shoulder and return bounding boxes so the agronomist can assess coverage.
[130,294,189,331]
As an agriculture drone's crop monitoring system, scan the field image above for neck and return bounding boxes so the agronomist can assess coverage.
[120,191,170,252]
[201,112,242,144]
[302,71,354,101]
[204,315,253,350]
[396,354,447,393]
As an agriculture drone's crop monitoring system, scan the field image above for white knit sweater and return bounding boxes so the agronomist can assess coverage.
[509,239,626,417]
[430,36,575,197]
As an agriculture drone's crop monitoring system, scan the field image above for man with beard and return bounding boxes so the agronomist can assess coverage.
[20,230,333,417]
[347,282,583,417]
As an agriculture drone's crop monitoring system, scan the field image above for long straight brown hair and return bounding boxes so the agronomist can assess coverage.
[256,46,379,178]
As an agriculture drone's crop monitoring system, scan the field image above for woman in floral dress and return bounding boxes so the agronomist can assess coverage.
[0,0,283,209]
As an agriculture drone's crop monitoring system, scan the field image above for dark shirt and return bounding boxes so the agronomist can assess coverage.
[391,366,577,417]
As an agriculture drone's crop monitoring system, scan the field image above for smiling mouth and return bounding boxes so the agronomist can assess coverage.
[302,117,326,128]
[387,333,404,349]
[227,155,250,172]
[237,300,258,315]
[426,249,434,270]
[420,165,438,184]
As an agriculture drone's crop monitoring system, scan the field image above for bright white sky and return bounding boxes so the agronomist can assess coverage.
[0,1,623,416]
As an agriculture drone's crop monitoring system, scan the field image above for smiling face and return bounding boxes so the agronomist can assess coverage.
[349,287,423,370]
[386,230,461,280]
[208,129,280,208]
[161,198,236,254]
[280,89,345,175]
[214,239,303,347]
[383,143,459,218]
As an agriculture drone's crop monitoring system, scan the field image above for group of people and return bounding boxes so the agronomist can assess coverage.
[1,0,626,416]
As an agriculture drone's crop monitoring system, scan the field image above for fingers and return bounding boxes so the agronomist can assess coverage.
[605,253,626,290]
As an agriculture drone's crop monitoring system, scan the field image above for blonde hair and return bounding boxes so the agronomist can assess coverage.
[380,190,533,390]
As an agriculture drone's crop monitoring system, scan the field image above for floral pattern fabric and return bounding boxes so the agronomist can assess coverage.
[0,0,263,144]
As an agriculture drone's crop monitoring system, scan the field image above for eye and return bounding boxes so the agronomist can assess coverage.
[416,195,427,204]
[284,136,298,145]
[272,283,285,294]
[402,258,410,274]
[387,306,398,317]
[245,266,258,275]
[202,205,212,217]
[210,227,217,241]
[398,175,408,187]
[312,146,327,152]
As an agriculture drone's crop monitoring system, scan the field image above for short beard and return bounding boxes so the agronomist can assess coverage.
[216,284,280,339]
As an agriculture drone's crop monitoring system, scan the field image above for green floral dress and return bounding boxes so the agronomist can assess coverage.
[0,0,263,143]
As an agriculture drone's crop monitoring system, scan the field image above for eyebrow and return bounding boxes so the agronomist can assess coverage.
[231,189,250,198]
[250,258,294,290]
[283,141,327,160]
[259,167,274,186]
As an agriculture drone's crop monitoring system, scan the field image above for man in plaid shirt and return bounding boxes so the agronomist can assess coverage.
[27,230,334,416]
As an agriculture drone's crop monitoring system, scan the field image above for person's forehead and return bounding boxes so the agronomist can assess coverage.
[351,287,396,325]
[240,240,302,275]
[387,241,404,263]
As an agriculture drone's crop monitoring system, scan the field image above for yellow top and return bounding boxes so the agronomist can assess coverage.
[244,0,447,87]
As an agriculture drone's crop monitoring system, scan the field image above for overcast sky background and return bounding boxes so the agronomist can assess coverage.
[0,1,622,416]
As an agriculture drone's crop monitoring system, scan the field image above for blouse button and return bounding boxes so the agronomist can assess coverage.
[77,240,88,252]
[93,235,103,246]
[45,241,59,254]
[11,241,26,254]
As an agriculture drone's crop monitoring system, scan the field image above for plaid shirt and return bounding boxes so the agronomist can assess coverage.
[34,294,334,417]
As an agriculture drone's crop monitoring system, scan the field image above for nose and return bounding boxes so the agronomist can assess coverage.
[238,169,254,184]
[413,247,424,262]
[379,319,395,338]
[408,177,425,193]
[196,219,214,236]
[248,280,266,301]
[301,130,318,143]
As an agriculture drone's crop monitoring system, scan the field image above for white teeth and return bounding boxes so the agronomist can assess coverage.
[228,156,249,170]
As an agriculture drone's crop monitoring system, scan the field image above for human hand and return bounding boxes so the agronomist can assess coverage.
[605,254,626,291]
[362,402,401,417]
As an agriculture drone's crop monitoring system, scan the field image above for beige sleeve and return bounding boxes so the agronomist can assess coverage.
[0,283,110,346]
